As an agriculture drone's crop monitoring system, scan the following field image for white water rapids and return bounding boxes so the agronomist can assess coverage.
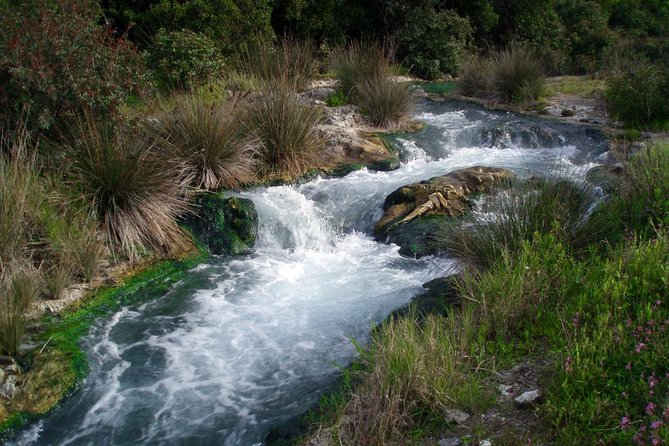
[10,100,610,446]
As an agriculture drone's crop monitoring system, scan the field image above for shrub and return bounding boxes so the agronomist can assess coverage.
[132,0,274,57]
[436,177,601,269]
[146,29,225,91]
[330,41,389,98]
[356,73,413,128]
[149,93,258,190]
[605,61,669,128]
[0,0,147,133]
[239,36,318,91]
[65,116,193,259]
[0,262,40,356]
[244,86,324,177]
[459,45,545,104]
[395,8,473,79]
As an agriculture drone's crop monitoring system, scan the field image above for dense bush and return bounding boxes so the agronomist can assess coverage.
[244,86,324,177]
[133,0,274,57]
[149,93,258,190]
[394,8,472,79]
[65,116,192,259]
[605,61,669,128]
[0,0,147,133]
[146,29,225,91]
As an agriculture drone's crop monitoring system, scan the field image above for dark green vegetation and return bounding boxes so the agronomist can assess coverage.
[305,143,669,445]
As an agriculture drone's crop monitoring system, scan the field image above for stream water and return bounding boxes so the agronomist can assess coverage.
[11,99,609,446]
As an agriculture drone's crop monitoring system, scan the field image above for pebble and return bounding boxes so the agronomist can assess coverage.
[444,408,470,424]
[480,440,492,446]
[0,375,18,399]
[514,389,541,406]
[498,384,513,397]
[438,437,462,446]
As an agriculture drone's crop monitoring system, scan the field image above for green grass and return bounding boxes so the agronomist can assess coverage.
[544,76,606,98]
[434,177,602,270]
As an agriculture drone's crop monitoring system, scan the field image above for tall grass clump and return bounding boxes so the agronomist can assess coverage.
[436,177,601,269]
[624,143,669,227]
[244,86,324,177]
[149,93,258,190]
[459,45,544,104]
[239,36,318,91]
[0,126,41,270]
[331,41,413,127]
[337,310,489,445]
[330,41,390,99]
[65,116,192,259]
[458,54,494,99]
[0,262,40,356]
[356,72,413,128]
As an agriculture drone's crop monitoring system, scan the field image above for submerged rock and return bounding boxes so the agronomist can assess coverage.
[374,166,515,256]
[184,193,258,256]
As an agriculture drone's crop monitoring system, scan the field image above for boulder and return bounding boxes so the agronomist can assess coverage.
[374,167,515,256]
[184,193,258,256]
[586,163,624,193]
[320,105,401,174]
[389,275,461,320]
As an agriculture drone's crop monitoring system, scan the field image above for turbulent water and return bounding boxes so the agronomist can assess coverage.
[11,99,610,446]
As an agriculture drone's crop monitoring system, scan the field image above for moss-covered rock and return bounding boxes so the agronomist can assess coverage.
[185,193,258,256]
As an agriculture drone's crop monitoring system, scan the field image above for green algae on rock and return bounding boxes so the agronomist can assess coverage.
[184,193,258,256]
